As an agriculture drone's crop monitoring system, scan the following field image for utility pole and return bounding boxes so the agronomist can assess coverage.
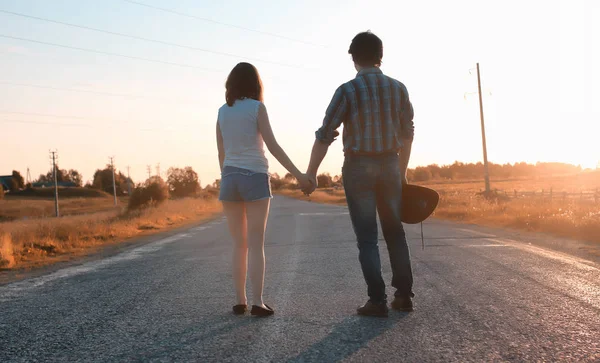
[156,163,161,179]
[109,157,117,206]
[476,63,491,194]
[50,150,59,217]
[127,166,132,195]
[26,167,32,186]
[147,165,152,180]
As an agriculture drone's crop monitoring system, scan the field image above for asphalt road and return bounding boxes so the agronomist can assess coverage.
[1,196,599,362]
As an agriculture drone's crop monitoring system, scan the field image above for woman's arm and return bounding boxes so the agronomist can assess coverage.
[257,103,306,182]
[216,121,225,172]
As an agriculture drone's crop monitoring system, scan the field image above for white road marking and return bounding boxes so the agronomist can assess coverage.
[456,228,497,238]
[489,238,599,272]
[0,233,190,302]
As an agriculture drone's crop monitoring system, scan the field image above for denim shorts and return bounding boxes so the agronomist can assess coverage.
[219,166,272,202]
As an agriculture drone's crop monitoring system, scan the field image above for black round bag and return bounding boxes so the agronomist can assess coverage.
[401,184,439,224]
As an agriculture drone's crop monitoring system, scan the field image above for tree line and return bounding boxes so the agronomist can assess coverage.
[262,161,590,190]
[4,166,202,200]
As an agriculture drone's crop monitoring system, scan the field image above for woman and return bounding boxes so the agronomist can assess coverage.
[216,62,312,317]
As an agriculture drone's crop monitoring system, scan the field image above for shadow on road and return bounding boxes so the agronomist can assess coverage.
[286,312,409,362]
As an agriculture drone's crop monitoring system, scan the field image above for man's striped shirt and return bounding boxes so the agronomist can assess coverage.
[315,67,414,154]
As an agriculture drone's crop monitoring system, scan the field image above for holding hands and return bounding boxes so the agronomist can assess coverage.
[297,173,317,196]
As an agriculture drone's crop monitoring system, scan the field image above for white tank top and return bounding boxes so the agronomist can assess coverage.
[218,98,269,174]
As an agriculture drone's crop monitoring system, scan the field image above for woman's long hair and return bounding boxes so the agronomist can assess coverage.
[225,62,264,106]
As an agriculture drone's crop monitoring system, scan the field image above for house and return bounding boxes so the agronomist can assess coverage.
[0,175,13,191]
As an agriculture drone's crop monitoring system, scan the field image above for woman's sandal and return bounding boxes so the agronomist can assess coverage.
[232,304,248,315]
[250,304,274,317]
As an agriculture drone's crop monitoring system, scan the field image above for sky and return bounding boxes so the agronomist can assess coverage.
[1,0,599,186]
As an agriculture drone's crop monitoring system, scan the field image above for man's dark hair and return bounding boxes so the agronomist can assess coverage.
[225,62,264,106]
[348,31,383,67]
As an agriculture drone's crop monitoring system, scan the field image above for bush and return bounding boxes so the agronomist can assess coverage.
[317,173,333,188]
[167,167,200,198]
[270,176,285,191]
[128,178,169,210]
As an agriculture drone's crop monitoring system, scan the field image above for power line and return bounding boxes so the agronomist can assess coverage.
[122,0,328,48]
[0,118,202,133]
[0,10,312,70]
[0,82,199,104]
[0,118,92,128]
[0,34,224,73]
[0,110,198,128]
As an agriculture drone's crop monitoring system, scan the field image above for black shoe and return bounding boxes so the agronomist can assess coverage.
[357,300,389,317]
[251,304,274,317]
[391,296,413,312]
[232,304,248,315]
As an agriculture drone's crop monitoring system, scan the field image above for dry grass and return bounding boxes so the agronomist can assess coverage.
[278,188,348,206]
[276,173,600,244]
[0,196,125,222]
[0,197,222,271]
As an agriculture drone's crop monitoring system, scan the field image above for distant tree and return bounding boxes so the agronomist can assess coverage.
[413,167,432,182]
[11,171,25,189]
[284,173,295,182]
[212,179,221,189]
[92,165,130,195]
[128,178,169,210]
[167,167,201,198]
[270,173,285,190]
[316,173,333,188]
[35,166,81,185]
[44,167,67,183]
[67,169,83,187]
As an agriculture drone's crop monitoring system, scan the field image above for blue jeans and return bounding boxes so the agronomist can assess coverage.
[342,153,414,303]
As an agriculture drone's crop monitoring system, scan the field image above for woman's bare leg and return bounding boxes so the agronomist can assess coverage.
[222,201,248,305]
[245,198,271,308]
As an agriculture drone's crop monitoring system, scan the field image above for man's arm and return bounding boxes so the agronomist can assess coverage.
[398,83,415,184]
[305,86,347,192]
[307,139,330,178]
[399,139,412,184]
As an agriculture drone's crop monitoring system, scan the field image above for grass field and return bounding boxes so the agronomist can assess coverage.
[278,172,600,245]
[0,191,221,271]
[0,187,124,222]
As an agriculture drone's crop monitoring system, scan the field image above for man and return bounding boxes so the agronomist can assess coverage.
[303,31,415,317]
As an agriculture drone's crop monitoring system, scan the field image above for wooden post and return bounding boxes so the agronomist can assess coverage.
[476,63,491,194]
